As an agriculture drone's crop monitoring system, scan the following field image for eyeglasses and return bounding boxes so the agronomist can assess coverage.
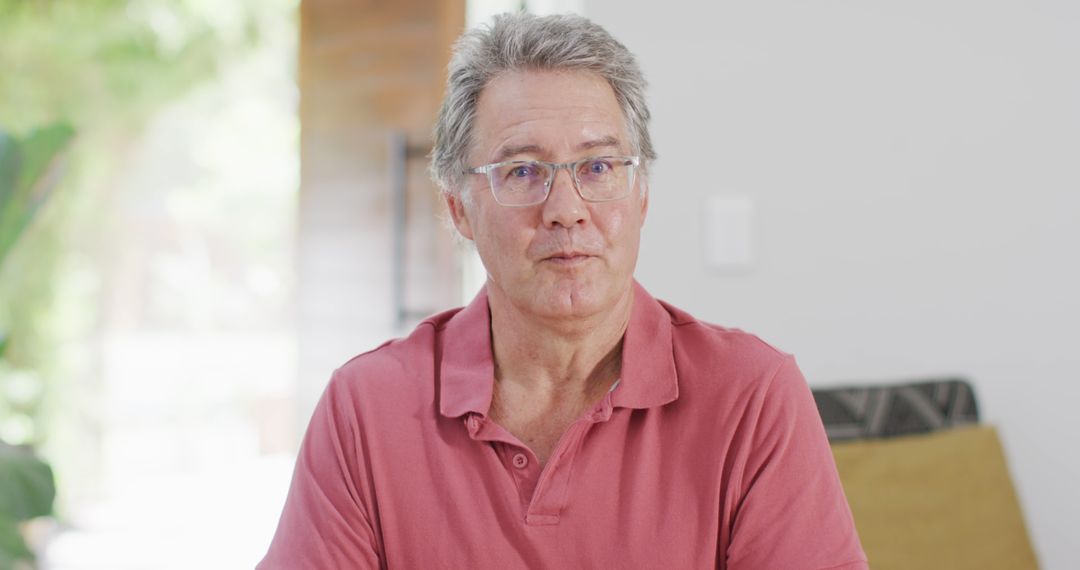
[466,155,640,207]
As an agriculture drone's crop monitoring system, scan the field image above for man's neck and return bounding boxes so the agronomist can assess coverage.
[486,283,633,402]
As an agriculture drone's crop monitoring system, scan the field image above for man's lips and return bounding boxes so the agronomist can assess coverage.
[541,252,596,265]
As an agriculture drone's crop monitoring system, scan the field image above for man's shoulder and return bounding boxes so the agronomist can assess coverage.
[654,297,791,368]
[650,296,811,432]
[329,306,465,398]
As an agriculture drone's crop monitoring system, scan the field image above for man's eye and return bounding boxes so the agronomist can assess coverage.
[585,160,612,175]
[508,165,537,178]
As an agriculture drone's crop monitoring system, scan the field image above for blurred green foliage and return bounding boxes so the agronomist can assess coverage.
[0,442,55,568]
[0,0,267,445]
[0,122,71,569]
[0,7,275,563]
[0,124,75,267]
[0,0,262,131]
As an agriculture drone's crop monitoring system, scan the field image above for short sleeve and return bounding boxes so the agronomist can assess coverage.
[257,372,382,569]
[726,356,868,570]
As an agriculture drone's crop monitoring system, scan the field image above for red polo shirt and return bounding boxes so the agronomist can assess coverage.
[259,283,867,569]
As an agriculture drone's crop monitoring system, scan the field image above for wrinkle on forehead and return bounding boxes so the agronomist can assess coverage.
[470,70,629,165]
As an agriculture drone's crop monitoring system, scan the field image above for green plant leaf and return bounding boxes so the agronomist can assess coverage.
[0,122,74,268]
[0,514,33,567]
[0,442,54,522]
[0,130,21,212]
[14,122,74,201]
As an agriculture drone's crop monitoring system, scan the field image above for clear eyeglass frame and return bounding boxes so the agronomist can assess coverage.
[465,155,640,207]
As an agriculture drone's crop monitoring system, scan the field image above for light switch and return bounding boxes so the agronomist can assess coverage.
[703,195,754,268]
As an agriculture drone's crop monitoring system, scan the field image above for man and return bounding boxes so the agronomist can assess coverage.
[260,12,867,569]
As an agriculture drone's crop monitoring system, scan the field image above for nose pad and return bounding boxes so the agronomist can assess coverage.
[542,165,588,227]
[546,165,581,200]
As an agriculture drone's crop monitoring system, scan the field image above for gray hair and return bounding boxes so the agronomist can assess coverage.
[430,12,656,197]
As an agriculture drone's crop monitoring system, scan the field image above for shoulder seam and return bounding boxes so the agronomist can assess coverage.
[336,320,439,370]
[669,317,791,360]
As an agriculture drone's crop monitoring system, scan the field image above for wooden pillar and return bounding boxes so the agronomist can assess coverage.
[296,0,466,428]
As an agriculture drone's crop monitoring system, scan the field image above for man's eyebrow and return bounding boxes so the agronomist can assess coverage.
[494,144,545,163]
[493,137,624,163]
[577,136,621,152]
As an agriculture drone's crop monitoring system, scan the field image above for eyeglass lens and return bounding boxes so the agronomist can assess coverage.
[490,158,635,206]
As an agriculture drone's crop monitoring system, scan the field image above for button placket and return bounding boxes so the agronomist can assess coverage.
[500,445,540,508]
[524,421,594,525]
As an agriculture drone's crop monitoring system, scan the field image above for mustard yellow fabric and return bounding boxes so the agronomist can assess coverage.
[832,425,1039,570]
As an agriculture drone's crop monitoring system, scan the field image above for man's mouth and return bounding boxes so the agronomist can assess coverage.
[543,252,594,265]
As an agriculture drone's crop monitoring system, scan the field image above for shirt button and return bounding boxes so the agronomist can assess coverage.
[512,453,528,469]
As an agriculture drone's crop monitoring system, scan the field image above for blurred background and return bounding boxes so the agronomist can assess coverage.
[0,0,1076,568]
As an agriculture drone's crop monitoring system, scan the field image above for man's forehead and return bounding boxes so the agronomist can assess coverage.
[470,69,628,163]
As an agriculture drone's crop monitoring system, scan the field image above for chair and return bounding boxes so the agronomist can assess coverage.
[812,379,1040,569]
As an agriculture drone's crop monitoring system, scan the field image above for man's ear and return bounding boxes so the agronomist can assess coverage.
[444,190,475,240]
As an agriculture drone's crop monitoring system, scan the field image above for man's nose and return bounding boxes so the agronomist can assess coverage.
[541,167,589,228]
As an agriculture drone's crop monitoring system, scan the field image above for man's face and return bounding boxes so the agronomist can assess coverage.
[446,69,649,322]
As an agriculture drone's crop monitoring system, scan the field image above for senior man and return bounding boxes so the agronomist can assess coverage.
[260,12,866,570]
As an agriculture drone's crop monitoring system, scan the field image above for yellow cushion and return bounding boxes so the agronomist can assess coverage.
[832,425,1039,570]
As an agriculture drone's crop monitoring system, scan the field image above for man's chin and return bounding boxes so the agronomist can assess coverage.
[529,282,608,320]
[491,273,627,321]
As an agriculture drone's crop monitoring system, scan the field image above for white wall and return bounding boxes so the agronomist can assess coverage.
[584,1,1079,568]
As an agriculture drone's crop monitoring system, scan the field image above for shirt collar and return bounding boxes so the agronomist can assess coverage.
[437,280,679,419]
[437,286,496,418]
[612,281,680,410]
